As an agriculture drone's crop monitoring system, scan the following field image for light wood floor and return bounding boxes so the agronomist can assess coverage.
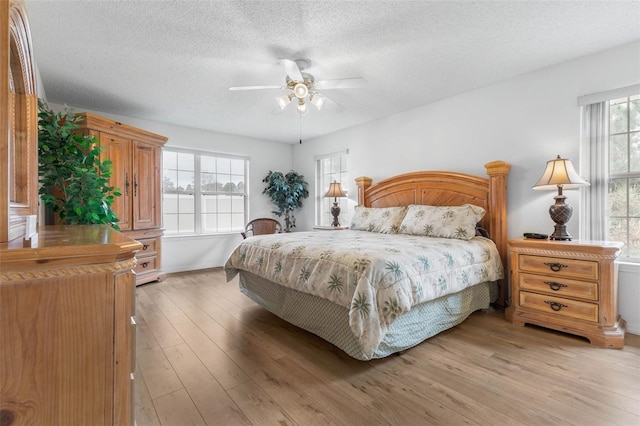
[134,268,640,426]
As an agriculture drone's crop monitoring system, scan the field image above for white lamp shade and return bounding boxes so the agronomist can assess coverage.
[296,101,308,115]
[293,83,308,99]
[310,94,325,110]
[533,155,590,190]
[276,94,292,110]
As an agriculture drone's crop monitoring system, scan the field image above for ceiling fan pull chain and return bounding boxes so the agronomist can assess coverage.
[299,114,303,144]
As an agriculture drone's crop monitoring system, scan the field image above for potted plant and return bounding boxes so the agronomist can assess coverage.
[262,170,309,232]
[38,100,121,230]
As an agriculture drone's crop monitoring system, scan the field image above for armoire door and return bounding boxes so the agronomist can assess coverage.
[132,141,161,230]
[100,133,132,231]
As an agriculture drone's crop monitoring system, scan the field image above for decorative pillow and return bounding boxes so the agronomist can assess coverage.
[349,206,407,234]
[399,204,486,240]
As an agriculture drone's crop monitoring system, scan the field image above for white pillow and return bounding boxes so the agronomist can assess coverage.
[399,204,486,240]
[349,206,407,234]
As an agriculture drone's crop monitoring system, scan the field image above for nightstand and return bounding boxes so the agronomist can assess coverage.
[312,226,349,230]
[506,239,625,348]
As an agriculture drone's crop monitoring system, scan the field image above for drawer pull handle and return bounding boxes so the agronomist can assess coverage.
[142,244,149,250]
[141,262,149,268]
[545,301,568,311]
[545,281,567,291]
[544,262,568,272]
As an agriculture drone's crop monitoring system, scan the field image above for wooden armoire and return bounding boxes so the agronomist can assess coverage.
[1,1,140,425]
[75,113,168,286]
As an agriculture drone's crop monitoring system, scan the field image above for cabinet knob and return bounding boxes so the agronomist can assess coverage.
[141,262,149,268]
[544,301,568,312]
[544,262,568,272]
[142,244,149,250]
[545,281,567,291]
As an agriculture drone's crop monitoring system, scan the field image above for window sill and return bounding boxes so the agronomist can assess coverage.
[163,232,241,240]
[617,261,640,274]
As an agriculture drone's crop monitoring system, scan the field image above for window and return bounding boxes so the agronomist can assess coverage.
[580,86,640,262]
[608,95,640,259]
[162,148,248,235]
[316,150,349,226]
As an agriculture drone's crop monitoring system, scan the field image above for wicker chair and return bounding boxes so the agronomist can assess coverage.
[241,218,282,239]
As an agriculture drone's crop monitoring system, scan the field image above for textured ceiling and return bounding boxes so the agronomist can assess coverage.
[25,1,640,144]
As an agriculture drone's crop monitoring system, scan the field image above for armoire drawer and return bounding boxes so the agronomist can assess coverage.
[134,256,157,275]
[137,237,158,256]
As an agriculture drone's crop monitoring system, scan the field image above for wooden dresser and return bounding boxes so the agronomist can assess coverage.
[76,113,168,285]
[506,239,625,348]
[0,225,141,425]
[2,2,140,424]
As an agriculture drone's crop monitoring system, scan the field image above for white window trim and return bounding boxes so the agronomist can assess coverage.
[577,84,640,106]
[579,88,639,262]
[163,147,249,235]
[315,149,349,226]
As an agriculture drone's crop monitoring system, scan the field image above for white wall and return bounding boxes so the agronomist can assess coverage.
[48,103,294,274]
[292,41,640,333]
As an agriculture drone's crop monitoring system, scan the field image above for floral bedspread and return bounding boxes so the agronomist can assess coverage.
[225,230,503,357]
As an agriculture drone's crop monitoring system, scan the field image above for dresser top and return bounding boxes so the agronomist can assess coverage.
[0,225,142,269]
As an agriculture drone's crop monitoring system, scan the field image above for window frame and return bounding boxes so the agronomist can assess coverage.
[579,85,640,263]
[315,150,349,227]
[162,147,249,236]
[607,95,640,261]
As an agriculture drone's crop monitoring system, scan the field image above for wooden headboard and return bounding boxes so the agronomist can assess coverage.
[355,160,511,308]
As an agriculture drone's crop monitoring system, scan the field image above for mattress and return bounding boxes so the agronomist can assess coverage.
[226,230,503,359]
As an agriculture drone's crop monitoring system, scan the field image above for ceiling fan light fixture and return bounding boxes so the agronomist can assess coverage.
[296,99,308,115]
[310,94,325,110]
[277,93,293,110]
[293,82,308,99]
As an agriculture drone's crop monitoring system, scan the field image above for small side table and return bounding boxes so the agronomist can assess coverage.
[506,238,625,348]
[312,226,349,231]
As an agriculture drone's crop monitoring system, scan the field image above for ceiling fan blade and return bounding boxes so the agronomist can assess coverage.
[315,77,367,90]
[229,85,283,91]
[271,104,287,115]
[319,95,345,113]
[279,58,304,82]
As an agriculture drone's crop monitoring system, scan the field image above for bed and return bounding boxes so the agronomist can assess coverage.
[225,161,511,360]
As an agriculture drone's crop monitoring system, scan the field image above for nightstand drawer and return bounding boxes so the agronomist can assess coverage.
[519,273,598,301]
[519,255,598,281]
[519,291,598,322]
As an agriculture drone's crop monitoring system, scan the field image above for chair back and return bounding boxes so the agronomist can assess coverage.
[241,218,282,239]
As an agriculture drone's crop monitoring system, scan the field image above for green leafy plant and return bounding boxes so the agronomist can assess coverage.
[262,170,309,232]
[38,99,120,230]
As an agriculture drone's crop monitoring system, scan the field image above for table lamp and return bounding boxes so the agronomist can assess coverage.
[325,181,346,227]
[533,155,590,241]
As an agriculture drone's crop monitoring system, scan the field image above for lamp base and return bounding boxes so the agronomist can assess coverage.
[548,194,573,241]
[549,224,573,241]
[331,202,341,227]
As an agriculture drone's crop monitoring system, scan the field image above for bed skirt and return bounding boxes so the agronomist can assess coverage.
[237,271,498,361]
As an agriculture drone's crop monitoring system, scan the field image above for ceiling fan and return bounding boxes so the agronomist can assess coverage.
[229,59,367,115]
